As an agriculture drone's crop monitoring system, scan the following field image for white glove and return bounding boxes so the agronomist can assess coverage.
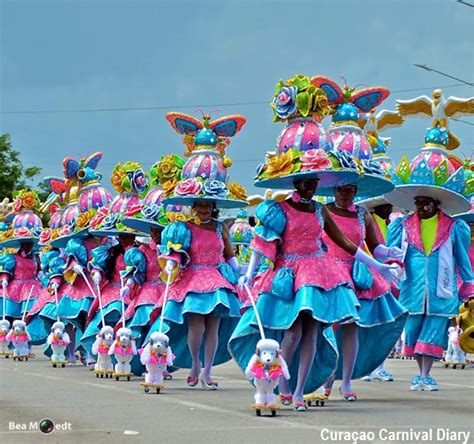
[2,279,8,290]
[226,256,241,274]
[49,281,59,290]
[373,245,404,261]
[91,271,102,286]
[238,274,252,289]
[354,247,400,286]
[238,252,261,289]
[120,285,130,299]
[164,259,176,276]
[72,263,83,274]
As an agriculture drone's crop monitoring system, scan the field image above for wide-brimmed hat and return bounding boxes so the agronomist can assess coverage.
[254,75,360,192]
[385,127,471,215]
[310,75,395,198]
[161,112,249,209]
[0,190,43,249]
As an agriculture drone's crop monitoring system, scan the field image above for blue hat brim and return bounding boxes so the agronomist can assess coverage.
[254,170,359,191]
[121,217,165,235]
[89,228,139,238]
[316,174,394,198]
[162,196,247,209]
[49,228,89,249]
[385,184,470,215]
[0,237,39,249]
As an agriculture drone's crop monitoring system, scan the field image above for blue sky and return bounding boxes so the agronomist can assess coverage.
[1,0,473,200]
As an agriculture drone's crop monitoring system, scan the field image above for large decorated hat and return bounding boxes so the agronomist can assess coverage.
[385,127,471,215]
[254,74,359,190]
[51,153,112,248]
[89,161,148,237]
[122,157,191,233]
[160,112,249,209]
[310,76,395,198]
[229,209,252,245]
[0,190,43,248]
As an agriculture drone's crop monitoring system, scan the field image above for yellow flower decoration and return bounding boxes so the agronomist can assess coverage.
[228,182,248,201]
[261,150,300,179]
[111,165,127,193]
[76,209,95,228]
[0,229,14,241]
[51,228,61,239]
[162,179,180,197]
[166,211,189,223]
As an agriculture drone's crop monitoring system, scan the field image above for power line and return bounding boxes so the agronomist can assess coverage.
[414,65,474,86]
[0,83,470,115]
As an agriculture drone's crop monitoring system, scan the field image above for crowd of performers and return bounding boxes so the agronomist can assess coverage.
[1,74,473,413]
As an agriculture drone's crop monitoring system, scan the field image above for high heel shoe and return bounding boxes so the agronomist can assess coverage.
[279,394,293,406]
[293,401,307,412]
[339,387,357,401]
[200,377,218,390]
[186,375,199,387]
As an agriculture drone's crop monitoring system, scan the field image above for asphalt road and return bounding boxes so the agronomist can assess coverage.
[1,348,473,444]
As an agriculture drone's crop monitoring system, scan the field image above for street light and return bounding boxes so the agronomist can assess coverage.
[413,64,474,87]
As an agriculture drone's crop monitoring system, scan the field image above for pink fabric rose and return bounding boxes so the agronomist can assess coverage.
[300,149,331,171]
[59,225,71,236]
[90,207,109,229]
[13,198,22,212]
[14,227,30,237]
[175,178,202,196]
[39,229,52,244]
[125,203,143,217]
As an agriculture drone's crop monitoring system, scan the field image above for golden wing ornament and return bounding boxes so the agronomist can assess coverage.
[376,109,405,131]
[444,97,474,118]
[396,96,432,118]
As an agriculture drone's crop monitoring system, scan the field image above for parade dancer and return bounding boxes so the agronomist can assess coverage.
[144,111,248,389]
[387,126,473,391]
[229,74,401,410]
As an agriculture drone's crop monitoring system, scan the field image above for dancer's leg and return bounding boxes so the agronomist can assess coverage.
[187,314,205,378]
[202,315,221,382]
[278,316,303,395]
[341,323,359,393]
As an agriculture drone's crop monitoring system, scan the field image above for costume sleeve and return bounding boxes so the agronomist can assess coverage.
[158,221,192,267]
[0,253,16,278]
[250,201,286,263]
[41,250,66,281]
[64,238,88,267]
[386,216,405,248]
[88,245,111,273]
[453,220,474,301]
[120,247,147,286]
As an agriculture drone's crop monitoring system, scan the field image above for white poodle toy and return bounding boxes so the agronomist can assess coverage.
[245,338,290,407]
[0,319,11,356]
[6,320,31,359]
[92,325,115,375]
[46,321,71,366]
[109,327,137,377]
[445,326,467,364]
[140,332,174,386]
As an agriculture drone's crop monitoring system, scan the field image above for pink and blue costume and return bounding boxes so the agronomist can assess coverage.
[229,200,360,393]
[323,207,407,378]
[145,220,241,368]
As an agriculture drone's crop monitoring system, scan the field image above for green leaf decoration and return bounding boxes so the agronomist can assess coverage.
[396,156,411,184]
[122,176,131,191]
[433,160,449,186]
[274,80,284,95]
[296,92,310,117]
[291,75,310,92]
[465,169,474,195]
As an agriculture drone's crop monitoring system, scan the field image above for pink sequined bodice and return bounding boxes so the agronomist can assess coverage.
[279,202,324,257]
[187,222,224,267]
[323,209,365,261]
[13,254,37,279]
[141,245,161,281]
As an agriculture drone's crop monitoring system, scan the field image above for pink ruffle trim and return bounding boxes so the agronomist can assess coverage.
[414,341,444,358]
[459,282,474,301]
[251,236,277,263]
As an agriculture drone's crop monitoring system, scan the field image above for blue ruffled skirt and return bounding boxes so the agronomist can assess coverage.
[334,292,408,379]
[228,284,360,394]
[57,296,94,330]
[0,297,32,319]
[27,311,53,345]
[145,288,241,369]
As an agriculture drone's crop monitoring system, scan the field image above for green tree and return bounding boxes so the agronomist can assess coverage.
[0,133,48,201]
